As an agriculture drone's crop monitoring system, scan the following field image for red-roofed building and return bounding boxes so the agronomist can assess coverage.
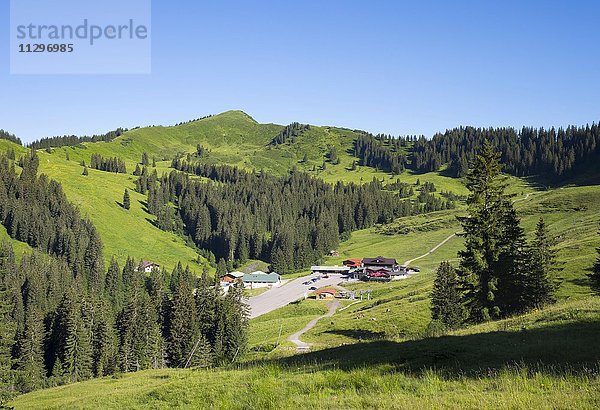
[314,288,337,300]
[343,259,362,268]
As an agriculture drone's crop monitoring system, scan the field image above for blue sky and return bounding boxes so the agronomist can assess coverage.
[1,0,599,143]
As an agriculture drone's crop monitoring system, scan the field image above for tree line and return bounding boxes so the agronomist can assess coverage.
[89,153,127,174]
[0,130,22,146]
[0,151,104,289]
[28,128,127,150]
[354,133,409,175]
[271,122,310,145]
[412,124,600,181]
[430,142,561,330]
[0,246,247,398]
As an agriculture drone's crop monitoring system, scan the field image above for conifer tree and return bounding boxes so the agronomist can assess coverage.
[53,292,93,384]
[526,218,560,308]
[141,152,149,166]
[167,281,198,367]
[15,307,45,392]
[123,189,131,210]
[105,257,122,304]
[430,261,463,329]
[82,166,88,176]
[216,259,227,278]
[457,141,528,322]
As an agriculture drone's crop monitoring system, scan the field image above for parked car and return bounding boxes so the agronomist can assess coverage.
[309,286,317,291]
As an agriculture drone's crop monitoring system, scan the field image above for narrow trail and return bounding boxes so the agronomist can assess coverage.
[288,300,340,351]
[402,233,457,267]
[512,192,532,203]
[401,191,534,268]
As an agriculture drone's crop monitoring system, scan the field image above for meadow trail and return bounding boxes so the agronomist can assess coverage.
[402,233,457,267]
[401,191,535,268]
[288,300,341,350]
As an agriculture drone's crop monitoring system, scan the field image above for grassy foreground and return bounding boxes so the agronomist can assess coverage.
[11,297,600,409]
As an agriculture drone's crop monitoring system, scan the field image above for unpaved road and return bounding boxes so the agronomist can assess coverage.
[401,192,534,267]
[288,299,340,350]
[247,274,343,319]
[402,233,457,267]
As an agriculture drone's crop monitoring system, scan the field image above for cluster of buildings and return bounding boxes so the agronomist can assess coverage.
[312,256,416,282]
[220,270,281,289]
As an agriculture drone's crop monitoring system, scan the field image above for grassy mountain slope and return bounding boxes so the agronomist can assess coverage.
[36,153,205,270]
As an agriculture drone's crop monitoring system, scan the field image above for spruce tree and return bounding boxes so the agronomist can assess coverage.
[15,308,45,392]
[123,189,131,210]
[216,259,227,279]
[457,141,527,322]
[167,281,198,367]
[430,261,463,329]
[82,166,88,176]
[526,218,560,308]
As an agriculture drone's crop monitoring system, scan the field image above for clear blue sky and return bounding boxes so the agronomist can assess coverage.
[1,0,600,143]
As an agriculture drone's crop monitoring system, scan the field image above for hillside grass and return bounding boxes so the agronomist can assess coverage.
[35,151,206,272]
[11,297,600,409]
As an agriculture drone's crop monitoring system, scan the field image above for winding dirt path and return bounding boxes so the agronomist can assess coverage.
[402,233,457,267]
[401,192,534,268]
[288,300,340,351]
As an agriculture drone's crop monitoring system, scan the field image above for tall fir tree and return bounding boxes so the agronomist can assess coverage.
[457,141,529,322]
[430,261,464,329]
[15,307,45,392]
[526,218,560,308]
[167,280,198,367]
[123,189,131,210]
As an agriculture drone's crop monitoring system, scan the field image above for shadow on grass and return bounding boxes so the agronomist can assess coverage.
[253,320,600,378]
[323,329,386,341]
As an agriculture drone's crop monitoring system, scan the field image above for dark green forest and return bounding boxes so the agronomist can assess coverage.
[28,128,127,150]
[412,124,600,181]
[162,161,453,272]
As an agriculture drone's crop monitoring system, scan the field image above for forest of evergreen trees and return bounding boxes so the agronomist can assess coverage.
[156,160,453,273]
[271,122,310,145]
[90,153,127,174]
[0,152,248,398]
[0,130,22,146]
[354,133,412,175]
[412,124,600,181]
[352,124,600,183]
[28,128,127,150]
